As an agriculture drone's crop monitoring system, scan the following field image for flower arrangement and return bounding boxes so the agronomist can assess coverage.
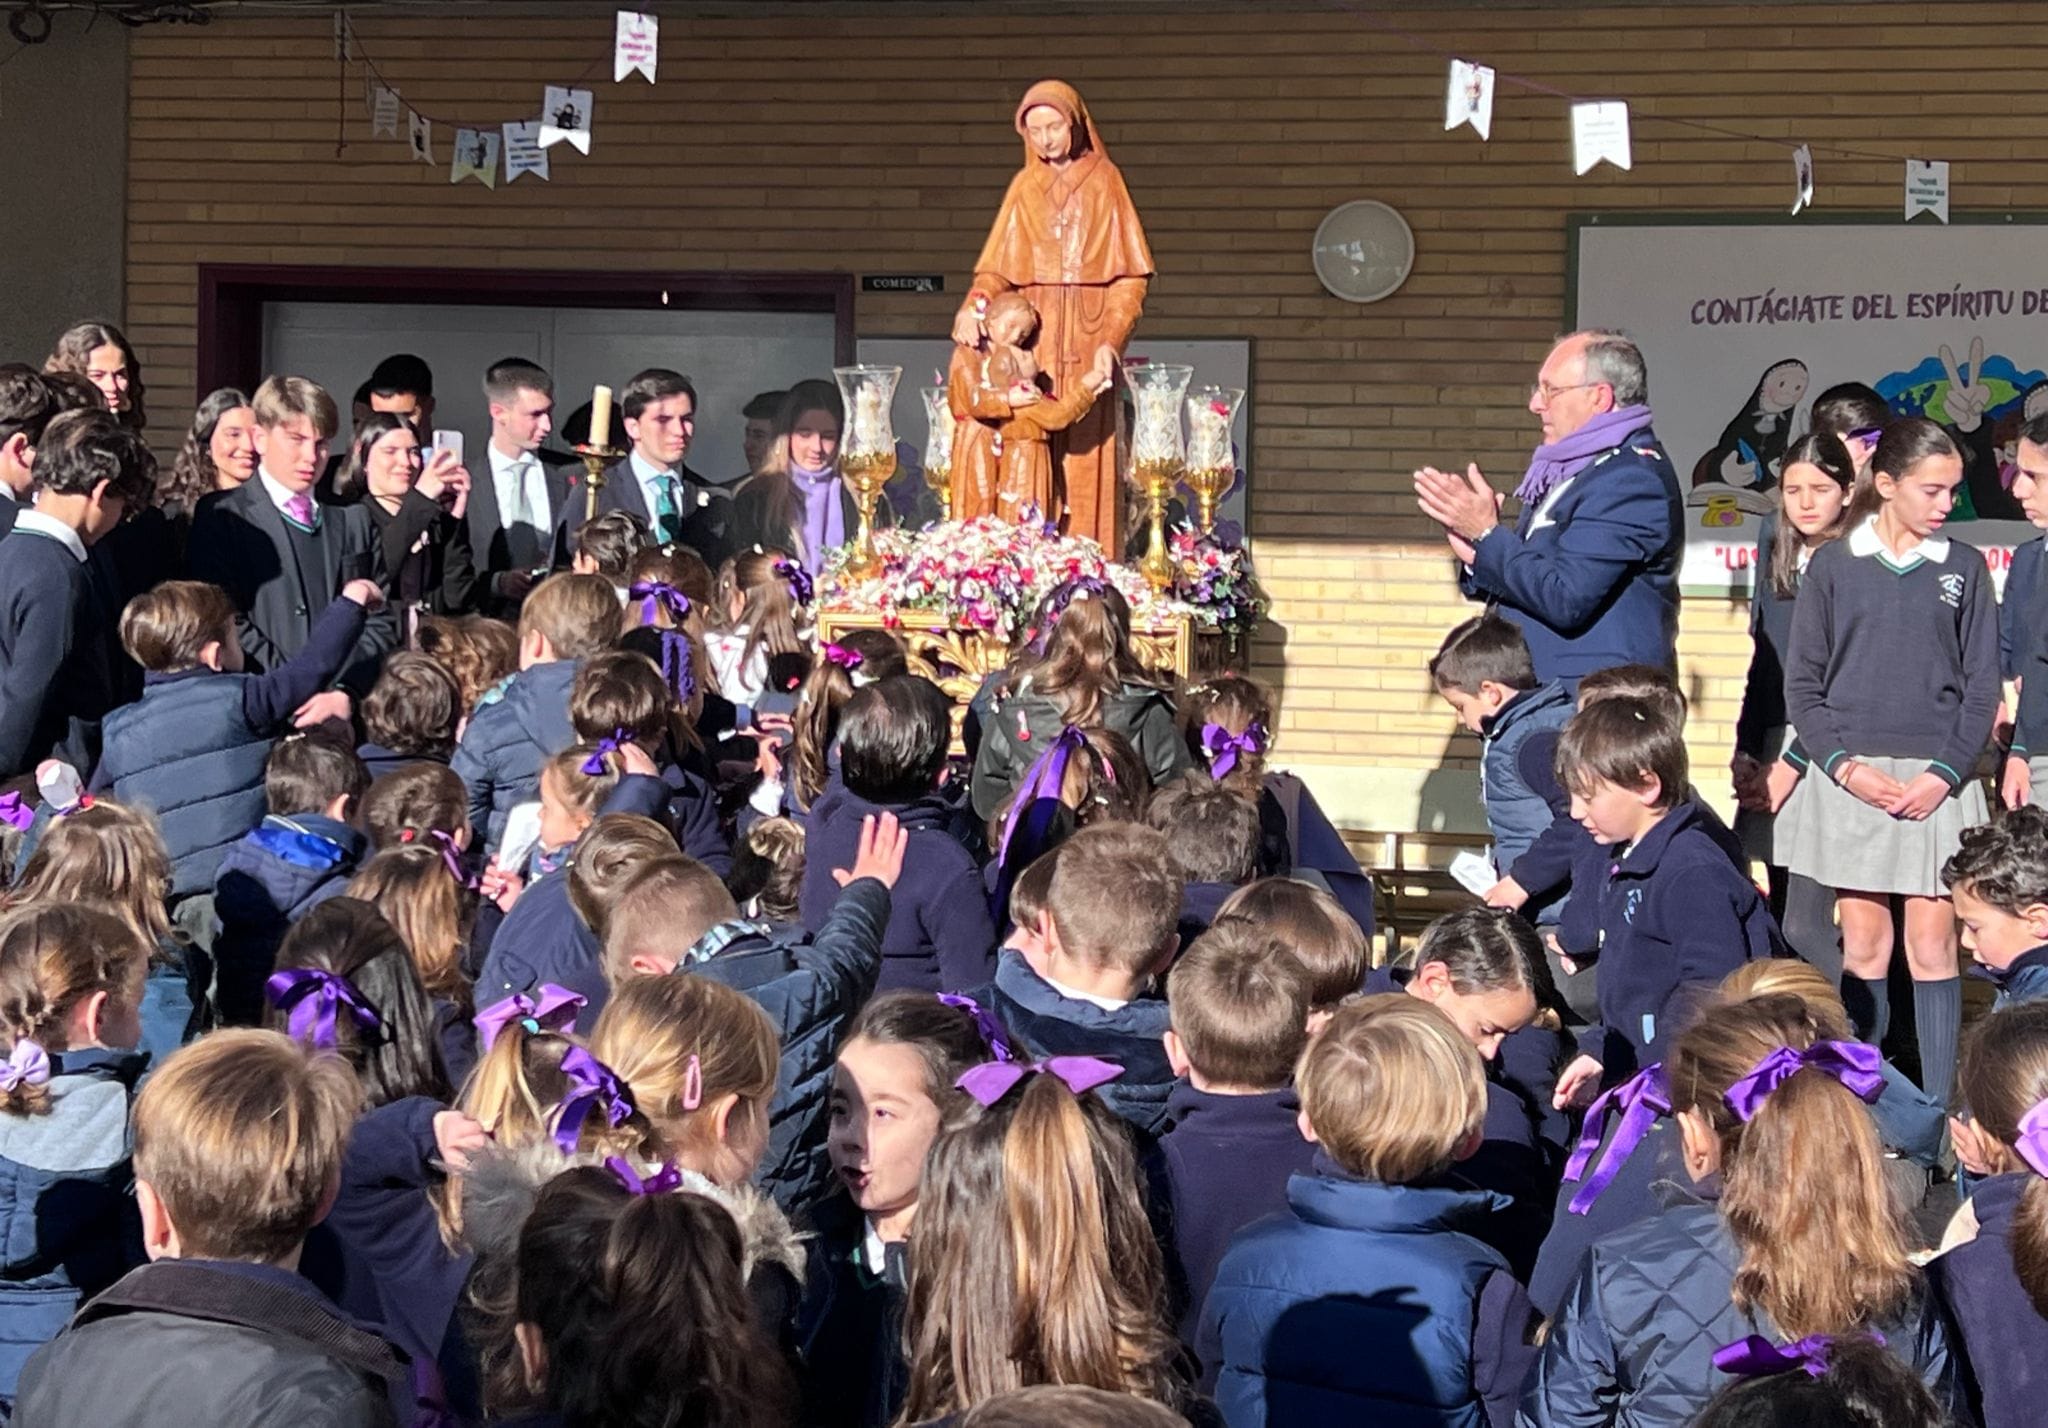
[1169,524,1267,638]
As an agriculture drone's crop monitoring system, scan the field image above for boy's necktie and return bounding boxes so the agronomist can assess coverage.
[653,473,681,544]
[283,491,319,532]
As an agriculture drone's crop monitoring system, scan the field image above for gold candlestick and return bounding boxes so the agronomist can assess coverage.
[574,444,624,524]
[1136,457,1181,592]
[839,450,896,579]
[924,464,953,522]
[1184,465,1233,535]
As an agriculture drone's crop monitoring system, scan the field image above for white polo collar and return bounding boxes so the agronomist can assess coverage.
[1847,514,1948,568]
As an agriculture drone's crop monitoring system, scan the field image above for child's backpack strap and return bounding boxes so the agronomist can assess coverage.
[71,1261,408,1389]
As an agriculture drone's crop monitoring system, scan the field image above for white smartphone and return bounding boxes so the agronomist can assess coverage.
[497,801,545,876]
[431,429,465,465]
[1450,849,1500,898]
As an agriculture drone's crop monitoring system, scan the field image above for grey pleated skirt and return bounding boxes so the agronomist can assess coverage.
[1781,753,1989,897]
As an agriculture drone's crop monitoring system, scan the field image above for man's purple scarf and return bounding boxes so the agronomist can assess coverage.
[1515,403,1655,506]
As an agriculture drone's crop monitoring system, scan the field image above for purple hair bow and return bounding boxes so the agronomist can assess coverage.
[657,630,696,706]
[774,559,814,606]
[1561,1063,1670,1215]
[1723,1040,1883,1122]
[2014,1098,2048,1178]
[1713,1332,1882,1379]
[1200,721,1267,780]
[0,793,31,833]
[0,1039,50,1094]
[822,642,863,672]
[996,725,1088,867]
[266,968,381,1051]
[605,1156,685,1196]
[553,1046,636,1153]
[473,983,587,1051]
[955,1055,1122,1108]
[581,730,628,776]
[937,993,1014,1064]
[428,829,479,890]
[1029,576,1108,653]
[628,579,690,627]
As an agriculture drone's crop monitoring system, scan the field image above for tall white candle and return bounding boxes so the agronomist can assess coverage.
[589,384,614,449]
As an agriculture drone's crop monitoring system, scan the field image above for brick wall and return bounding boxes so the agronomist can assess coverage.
[124,3,2048,835]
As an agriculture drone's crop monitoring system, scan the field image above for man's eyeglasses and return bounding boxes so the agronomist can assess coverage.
[1530,379,1610,405]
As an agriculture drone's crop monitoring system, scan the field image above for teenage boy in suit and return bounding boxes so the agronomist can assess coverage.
[188,375,399,722]
[573,367,730,566]
[470,357,577,612]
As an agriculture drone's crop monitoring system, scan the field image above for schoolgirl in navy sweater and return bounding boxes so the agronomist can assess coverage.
[1783,418,2000,1101]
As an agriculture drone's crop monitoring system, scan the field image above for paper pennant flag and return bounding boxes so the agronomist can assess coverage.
[615,11,658,83]
[1791,144,1814,216]
[539,86,593,154]
[408,110,433,165]
[1571,101,1632,175]
[371,83,401,137]
[504,119,550,183]
[1905,158,1950,224]
[1444,59,1495,141]
[451,128,501,188]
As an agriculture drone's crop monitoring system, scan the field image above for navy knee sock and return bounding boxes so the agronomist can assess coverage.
[1844,975,1890,1045]
[1913,977,1962,1104]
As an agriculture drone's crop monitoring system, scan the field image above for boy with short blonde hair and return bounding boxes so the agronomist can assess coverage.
[16,1030,405,1424]
[1200,997,1535,1428]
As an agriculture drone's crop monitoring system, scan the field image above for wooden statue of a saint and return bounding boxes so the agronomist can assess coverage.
[950,80,1154,549]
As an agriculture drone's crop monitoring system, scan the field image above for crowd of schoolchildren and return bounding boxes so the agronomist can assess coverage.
[4,323,2048,1428]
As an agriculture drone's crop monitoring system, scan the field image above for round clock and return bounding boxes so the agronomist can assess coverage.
[1311,200,1415,303]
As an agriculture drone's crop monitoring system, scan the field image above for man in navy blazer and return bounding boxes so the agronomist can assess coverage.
[566,367,731,567]
[469,357,578,612]
[188,376,399,715]
[1416,330,1682,688]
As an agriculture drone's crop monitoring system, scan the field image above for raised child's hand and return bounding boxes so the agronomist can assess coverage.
[834,811,907,890]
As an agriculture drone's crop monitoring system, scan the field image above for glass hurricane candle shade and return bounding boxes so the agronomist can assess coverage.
[833,365,902,579]
[1183,385,1244,534]
[921,385,955,521]
[1126,364,1193,592]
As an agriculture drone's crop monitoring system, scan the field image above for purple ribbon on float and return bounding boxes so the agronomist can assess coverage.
[822,642,863,672]
[473,983,587,1051]
[553,1046,636,1153]
[2014,1098,2048,1178]
[0,1038,50,1094]
[937,993,1014,1064]
[604,1156,684,1196]
[581,730,628,776]
[1712,1332,1881,1380]
[1562,1062,1669,1216]
[1723,1040,1883,1123]
[0,793,31,833]
[627,579,690,627]
[657,630,696,705]
[1201,720,1267,780]
[266,968,382,1050]
[955,1055,1122,1108]
[774,559,815,606]
[996,725,1087,868]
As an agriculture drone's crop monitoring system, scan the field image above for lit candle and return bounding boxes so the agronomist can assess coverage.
[589,384,613,449]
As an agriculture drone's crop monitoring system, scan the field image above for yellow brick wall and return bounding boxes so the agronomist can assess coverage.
[123,3,2048,835]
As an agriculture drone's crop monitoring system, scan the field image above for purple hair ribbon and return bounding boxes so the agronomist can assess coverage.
[1561,1063,1670,1215]
[473,983,587,1051]
[627,579,690,627]
[0,793,31,833]
[0,1039,50,1094]
[553,1046,636,1153]
[774,559,815,606]
[1723,1040,1883,1122]
[1712,1332,1882,1379]
[955,1055,1122,1108]
[427,829,479,890]
[822,643,864,672]
[996,725,1088,868]
[605,1156,685,1196]
[1028,575,1108,653]
[581,730,628,776]
[2014,1098,2048,1178]
[1200,720,1267,780]
[266,968,382,1050]
[657,630,697,705]
[937,993,1014,1063]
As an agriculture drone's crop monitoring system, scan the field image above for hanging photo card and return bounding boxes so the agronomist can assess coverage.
[1791,144,1814,216]
[1444,59,1495,141]
[539,86,594,154]
[1571,101,1632,175]
[407,110,433,165]
[371,83,401,137]
[451,128,500,188]
[1905,159,1951,224]
[504,119,551,182]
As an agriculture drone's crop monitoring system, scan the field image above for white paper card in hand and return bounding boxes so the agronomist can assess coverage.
[539,86,593,154]
[1450,850,1499,897]
[498,802,546,877]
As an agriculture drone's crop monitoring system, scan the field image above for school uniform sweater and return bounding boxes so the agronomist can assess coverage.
[1583,801,1782,1077]
[1928,1171,2048,1428]
[0,521,113,779]
[1990,945,2048,1010]
[1784,518,2000,788]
